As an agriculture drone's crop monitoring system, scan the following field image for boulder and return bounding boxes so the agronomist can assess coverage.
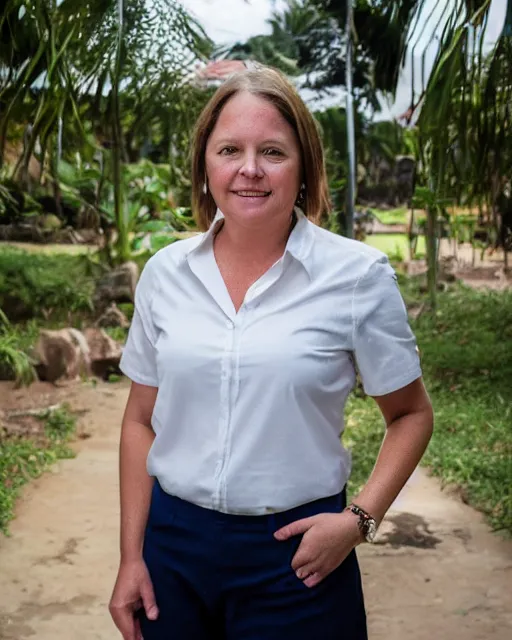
[93,261,139,312]
[37,213,62,231]
[438,256,457,283]
[33,327,122,383]
[95,302,130,329]
[83,327,123,379]
[33,328,91,383]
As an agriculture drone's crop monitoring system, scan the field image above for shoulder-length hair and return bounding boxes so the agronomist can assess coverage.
[191,67,331,231]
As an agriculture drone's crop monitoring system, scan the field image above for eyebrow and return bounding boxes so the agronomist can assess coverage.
[212,138,290,147]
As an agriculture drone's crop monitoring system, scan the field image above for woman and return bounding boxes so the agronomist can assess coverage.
[109,66,433,640]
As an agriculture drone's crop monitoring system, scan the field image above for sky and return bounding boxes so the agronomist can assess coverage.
[181,0,509,121]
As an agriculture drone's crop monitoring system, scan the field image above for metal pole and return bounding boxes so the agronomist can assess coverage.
[345,0,355,239]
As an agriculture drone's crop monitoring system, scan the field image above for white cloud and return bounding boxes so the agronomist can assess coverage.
[180,0,287,44]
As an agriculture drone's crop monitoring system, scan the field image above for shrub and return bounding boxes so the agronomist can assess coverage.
[0,311,37,385]
[0,247,95,322]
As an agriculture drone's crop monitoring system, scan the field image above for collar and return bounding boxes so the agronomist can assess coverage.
[184,207,315,279]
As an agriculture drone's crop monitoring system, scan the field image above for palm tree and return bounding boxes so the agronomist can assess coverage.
[0,0,212,262]
[388,0,512,303]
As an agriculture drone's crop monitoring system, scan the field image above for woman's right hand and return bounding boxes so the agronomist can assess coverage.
[109,558,159,640]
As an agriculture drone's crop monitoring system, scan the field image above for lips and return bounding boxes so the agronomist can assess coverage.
[233,190,271,197]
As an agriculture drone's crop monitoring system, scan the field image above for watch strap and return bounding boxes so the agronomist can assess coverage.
[345,503,378,542]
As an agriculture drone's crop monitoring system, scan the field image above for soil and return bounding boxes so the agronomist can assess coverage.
[0,379,511,639]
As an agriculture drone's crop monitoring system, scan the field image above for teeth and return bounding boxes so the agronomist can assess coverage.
[236,191,269,197]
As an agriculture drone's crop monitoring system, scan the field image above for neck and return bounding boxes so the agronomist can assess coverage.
[215,212,295,263]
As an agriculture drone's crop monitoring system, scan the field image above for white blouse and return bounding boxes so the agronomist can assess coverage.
[119,209,422,515]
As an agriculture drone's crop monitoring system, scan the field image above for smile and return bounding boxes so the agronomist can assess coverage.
[233,191,271,197]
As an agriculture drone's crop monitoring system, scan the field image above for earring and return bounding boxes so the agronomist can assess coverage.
[297,183,306,204]
[203,181,207,195]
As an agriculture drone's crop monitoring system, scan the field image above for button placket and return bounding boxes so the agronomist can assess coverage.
[220,309,246,509]
[213,316,237,511]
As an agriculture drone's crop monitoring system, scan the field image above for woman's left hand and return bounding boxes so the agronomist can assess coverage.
[274,511,363,588]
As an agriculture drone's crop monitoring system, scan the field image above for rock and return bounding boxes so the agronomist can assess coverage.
[33,328,91,384]
[37,213,62,231]
[439,256,458,283]
[95,302,130,329]
[93,261,139,312]
[83,327,123,380]
[33,327,122,383]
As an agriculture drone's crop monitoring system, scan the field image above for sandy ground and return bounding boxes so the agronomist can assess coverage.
[0,380,511,640]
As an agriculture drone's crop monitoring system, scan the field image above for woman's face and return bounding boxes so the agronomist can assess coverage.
[205,91,302,228]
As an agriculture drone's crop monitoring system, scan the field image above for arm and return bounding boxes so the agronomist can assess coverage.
[351,377,433,524]
[274,258,432,587]
[119,382,158,561]
[110,382,159,640]
[274,380,433,587]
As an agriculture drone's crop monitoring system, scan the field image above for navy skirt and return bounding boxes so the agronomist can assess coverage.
[139,481,367,639]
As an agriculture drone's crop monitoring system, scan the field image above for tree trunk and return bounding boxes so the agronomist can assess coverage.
[344,0,355,239]
[426,206,438,310]
[112,0,130,264]
[48,137,63,220]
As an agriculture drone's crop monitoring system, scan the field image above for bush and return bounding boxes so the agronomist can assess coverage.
[0,247,95,322]
[0,311,37,385]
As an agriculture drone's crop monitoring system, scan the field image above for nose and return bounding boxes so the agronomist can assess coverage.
[239,152,264,179]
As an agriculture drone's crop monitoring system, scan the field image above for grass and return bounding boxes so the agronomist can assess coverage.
[0,245,96,323]
[0,241,97,255]
[0,405,77,535]
[369,207,410,226]
[364,232,426,259]
[345,280,512,534]
[0,309,42,382]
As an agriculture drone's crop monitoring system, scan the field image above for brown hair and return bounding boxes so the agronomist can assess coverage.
[191,67,331,231]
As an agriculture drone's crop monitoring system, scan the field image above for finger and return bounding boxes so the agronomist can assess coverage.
[140,578,159,621]
[112,607,138,640]
[134,617,143,640]
[274,517,315,541]
[303,571,323,589]
[294,560,320,581]
[290,547,314,572]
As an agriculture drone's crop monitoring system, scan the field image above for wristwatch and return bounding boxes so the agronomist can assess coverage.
[345,503,378,543]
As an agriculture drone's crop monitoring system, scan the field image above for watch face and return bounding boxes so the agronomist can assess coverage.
[366,520,377,543]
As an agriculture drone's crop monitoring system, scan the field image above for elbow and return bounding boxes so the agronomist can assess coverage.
[419,401,434,443]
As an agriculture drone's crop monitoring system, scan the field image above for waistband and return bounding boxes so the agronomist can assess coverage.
[152,481,346,531]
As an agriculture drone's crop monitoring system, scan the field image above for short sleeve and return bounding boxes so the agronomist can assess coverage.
[352,256,422,396]
[119,259,159,387]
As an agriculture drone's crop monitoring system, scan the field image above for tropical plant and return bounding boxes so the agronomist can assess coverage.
[0,309,36,386]
[0,0,212,261]
[383,1,512,261]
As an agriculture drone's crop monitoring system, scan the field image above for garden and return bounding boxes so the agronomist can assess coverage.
[1,0,511,543]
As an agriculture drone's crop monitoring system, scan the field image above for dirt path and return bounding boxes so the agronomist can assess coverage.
[1,382,511,640]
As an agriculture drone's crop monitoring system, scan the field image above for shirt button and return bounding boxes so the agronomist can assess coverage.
[226,320,233,329]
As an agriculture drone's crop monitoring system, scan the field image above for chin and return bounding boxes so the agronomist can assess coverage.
[223,199,272,217]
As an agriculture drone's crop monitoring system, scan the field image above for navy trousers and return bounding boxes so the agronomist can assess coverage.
[139,481,367,639]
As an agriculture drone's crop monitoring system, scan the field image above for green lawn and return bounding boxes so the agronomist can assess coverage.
[364,233,426,259]
[346,280,512,534]
[368,207,410,226]
[0,241,97,255]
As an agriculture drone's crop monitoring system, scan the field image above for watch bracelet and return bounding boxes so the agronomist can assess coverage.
[345,503,376,535]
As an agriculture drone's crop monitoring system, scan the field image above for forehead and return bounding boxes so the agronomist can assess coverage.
[210,91,296,140]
